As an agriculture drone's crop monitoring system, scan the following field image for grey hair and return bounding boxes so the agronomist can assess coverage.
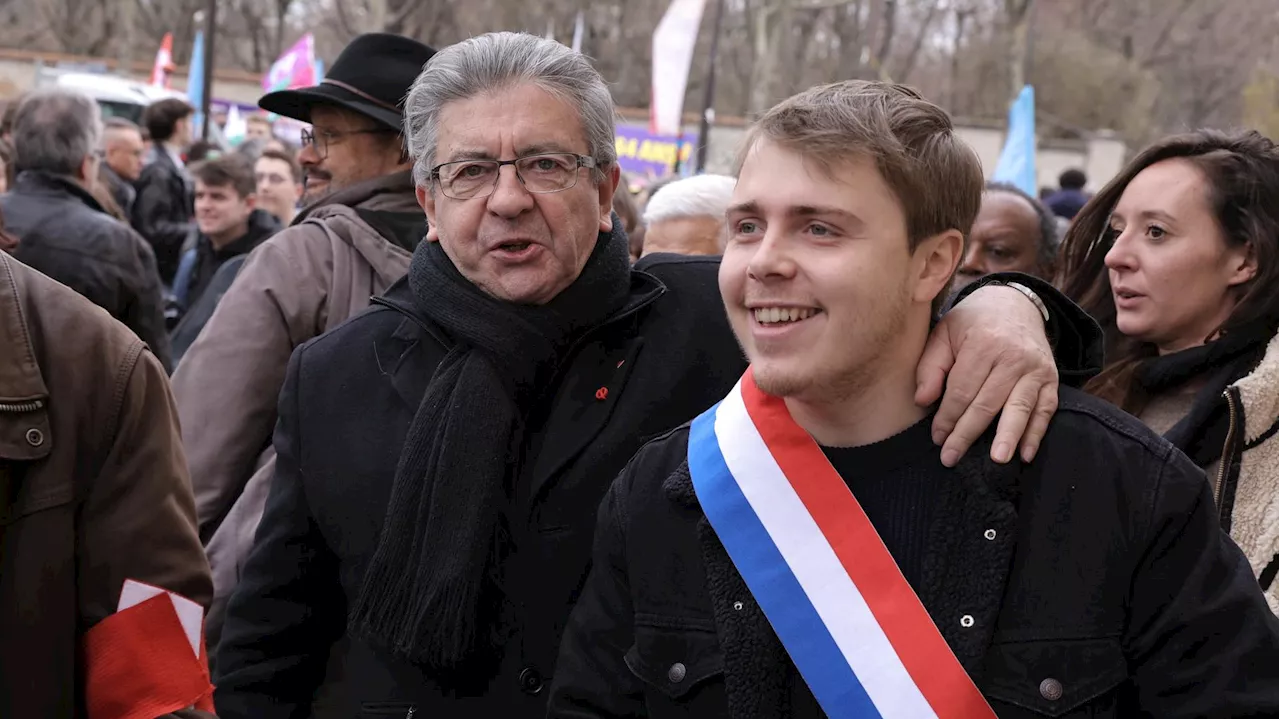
[12,87,102,176]
[404,31,617,189]
[643,174,737,225]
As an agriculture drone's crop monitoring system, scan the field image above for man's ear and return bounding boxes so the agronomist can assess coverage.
[598,163,621,234]
[244,192,257,211]
[77,154,96,183]
[913,229,965,305]
[417,184,439,243]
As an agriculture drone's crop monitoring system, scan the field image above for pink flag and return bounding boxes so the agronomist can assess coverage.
[263,34,317,93]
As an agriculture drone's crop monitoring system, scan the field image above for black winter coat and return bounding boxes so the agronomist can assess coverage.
[2,171,172,371]
[184,208,281,311]
[132,147,193,284]
[212,261,1101,719]
[549,390,1279,719]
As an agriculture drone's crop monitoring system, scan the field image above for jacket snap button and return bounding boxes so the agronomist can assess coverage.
[733,601,744,611]
[25,428,44,447]
[1039,677,1063,701]
[960,614,975,628]
[667,662,687,683]
[983,529,997,540]
[518,667,544,695]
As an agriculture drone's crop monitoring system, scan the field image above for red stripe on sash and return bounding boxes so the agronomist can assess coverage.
[84,593,214,719]
[740,370,995,718]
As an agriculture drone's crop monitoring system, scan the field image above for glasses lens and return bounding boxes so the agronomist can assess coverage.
[516,154,579,193]
[441,161,499,199]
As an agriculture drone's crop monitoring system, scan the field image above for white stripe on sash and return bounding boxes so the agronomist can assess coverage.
[714,385,937,718]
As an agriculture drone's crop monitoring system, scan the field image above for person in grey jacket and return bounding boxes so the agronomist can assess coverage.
[1,87,171,370]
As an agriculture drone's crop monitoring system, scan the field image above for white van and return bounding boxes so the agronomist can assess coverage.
[35,68,228,146]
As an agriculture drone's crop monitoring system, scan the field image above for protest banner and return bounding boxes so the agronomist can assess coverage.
[615,125,693,179]
[263,34,317,94]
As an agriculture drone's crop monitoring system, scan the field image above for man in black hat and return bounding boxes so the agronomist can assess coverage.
[168,33,436,653]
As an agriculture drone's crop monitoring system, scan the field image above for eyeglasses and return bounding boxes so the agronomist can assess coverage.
[430,153,598,200]
[300,126,397,159]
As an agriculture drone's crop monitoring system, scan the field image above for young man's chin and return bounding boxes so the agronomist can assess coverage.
[749,363,810,399]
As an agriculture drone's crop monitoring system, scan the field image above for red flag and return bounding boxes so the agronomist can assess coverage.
[151,33,176,88]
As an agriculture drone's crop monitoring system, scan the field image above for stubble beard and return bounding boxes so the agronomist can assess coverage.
[750,283,910,407]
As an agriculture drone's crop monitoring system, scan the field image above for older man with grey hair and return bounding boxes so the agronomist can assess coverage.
[640,173,736,257]
[213,32,1099,718]
[1,87,171,369]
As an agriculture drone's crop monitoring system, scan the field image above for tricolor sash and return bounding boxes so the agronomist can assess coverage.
[687,369,995,718]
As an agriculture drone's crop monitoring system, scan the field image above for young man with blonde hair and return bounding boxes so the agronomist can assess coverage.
[550,81,1278,718]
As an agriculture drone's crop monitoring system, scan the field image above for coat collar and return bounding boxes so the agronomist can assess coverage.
[13,171,109,215]
[0,253,53,461]
[1232,333,1278,444]
[294,169,417,223]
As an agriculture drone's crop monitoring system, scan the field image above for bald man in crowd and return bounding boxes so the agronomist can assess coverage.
[639,173,736,257]
[952,182,1059,292]
[100,118,145,218]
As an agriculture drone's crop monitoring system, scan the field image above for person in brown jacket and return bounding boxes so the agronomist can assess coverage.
[0,249,214,717]
[170,33,436,652]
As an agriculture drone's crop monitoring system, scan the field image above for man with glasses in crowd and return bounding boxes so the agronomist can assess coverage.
[253,148,304,226]
[169,33,436,654]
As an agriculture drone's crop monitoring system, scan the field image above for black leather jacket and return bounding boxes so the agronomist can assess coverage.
[3,171,172,371]
[131,146,193,284]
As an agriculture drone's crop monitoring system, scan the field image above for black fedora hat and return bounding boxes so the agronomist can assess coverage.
[259,33,436,132]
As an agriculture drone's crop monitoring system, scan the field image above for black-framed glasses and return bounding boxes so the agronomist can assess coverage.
[430,153,598,200]
[300,126,397,159]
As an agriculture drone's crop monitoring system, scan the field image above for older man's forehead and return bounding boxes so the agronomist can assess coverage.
[434,85,591,162]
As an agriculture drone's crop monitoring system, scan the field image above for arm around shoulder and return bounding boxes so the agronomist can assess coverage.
[947,272,1103,385]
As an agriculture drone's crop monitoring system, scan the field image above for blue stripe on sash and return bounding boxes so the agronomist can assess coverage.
[688,409,882,719]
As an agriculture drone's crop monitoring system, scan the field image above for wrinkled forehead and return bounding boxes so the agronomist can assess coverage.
[433,84,590,165]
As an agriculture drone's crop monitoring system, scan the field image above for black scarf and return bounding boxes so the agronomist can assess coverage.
[1134,326,1270,465]
[348,217,632,676]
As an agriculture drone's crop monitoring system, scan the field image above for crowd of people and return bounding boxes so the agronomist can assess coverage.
[0,27,1275,719]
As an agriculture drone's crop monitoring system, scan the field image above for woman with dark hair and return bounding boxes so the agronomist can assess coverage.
[1059,129,1278,610]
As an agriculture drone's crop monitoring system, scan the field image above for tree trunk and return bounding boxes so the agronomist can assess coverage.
[748,1,779,116]
[1006,0,1035,98]
[872,0,896,81]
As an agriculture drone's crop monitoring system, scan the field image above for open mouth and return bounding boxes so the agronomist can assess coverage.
[1114,289,1143,300]
[752,307,821,325]
[498,241,533,252]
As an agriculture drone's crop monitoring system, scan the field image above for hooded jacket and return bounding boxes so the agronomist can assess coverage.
[170,169,423,653]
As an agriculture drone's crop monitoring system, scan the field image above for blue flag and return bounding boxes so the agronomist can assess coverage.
[992,85,1036,196]
[187,31,206,136]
